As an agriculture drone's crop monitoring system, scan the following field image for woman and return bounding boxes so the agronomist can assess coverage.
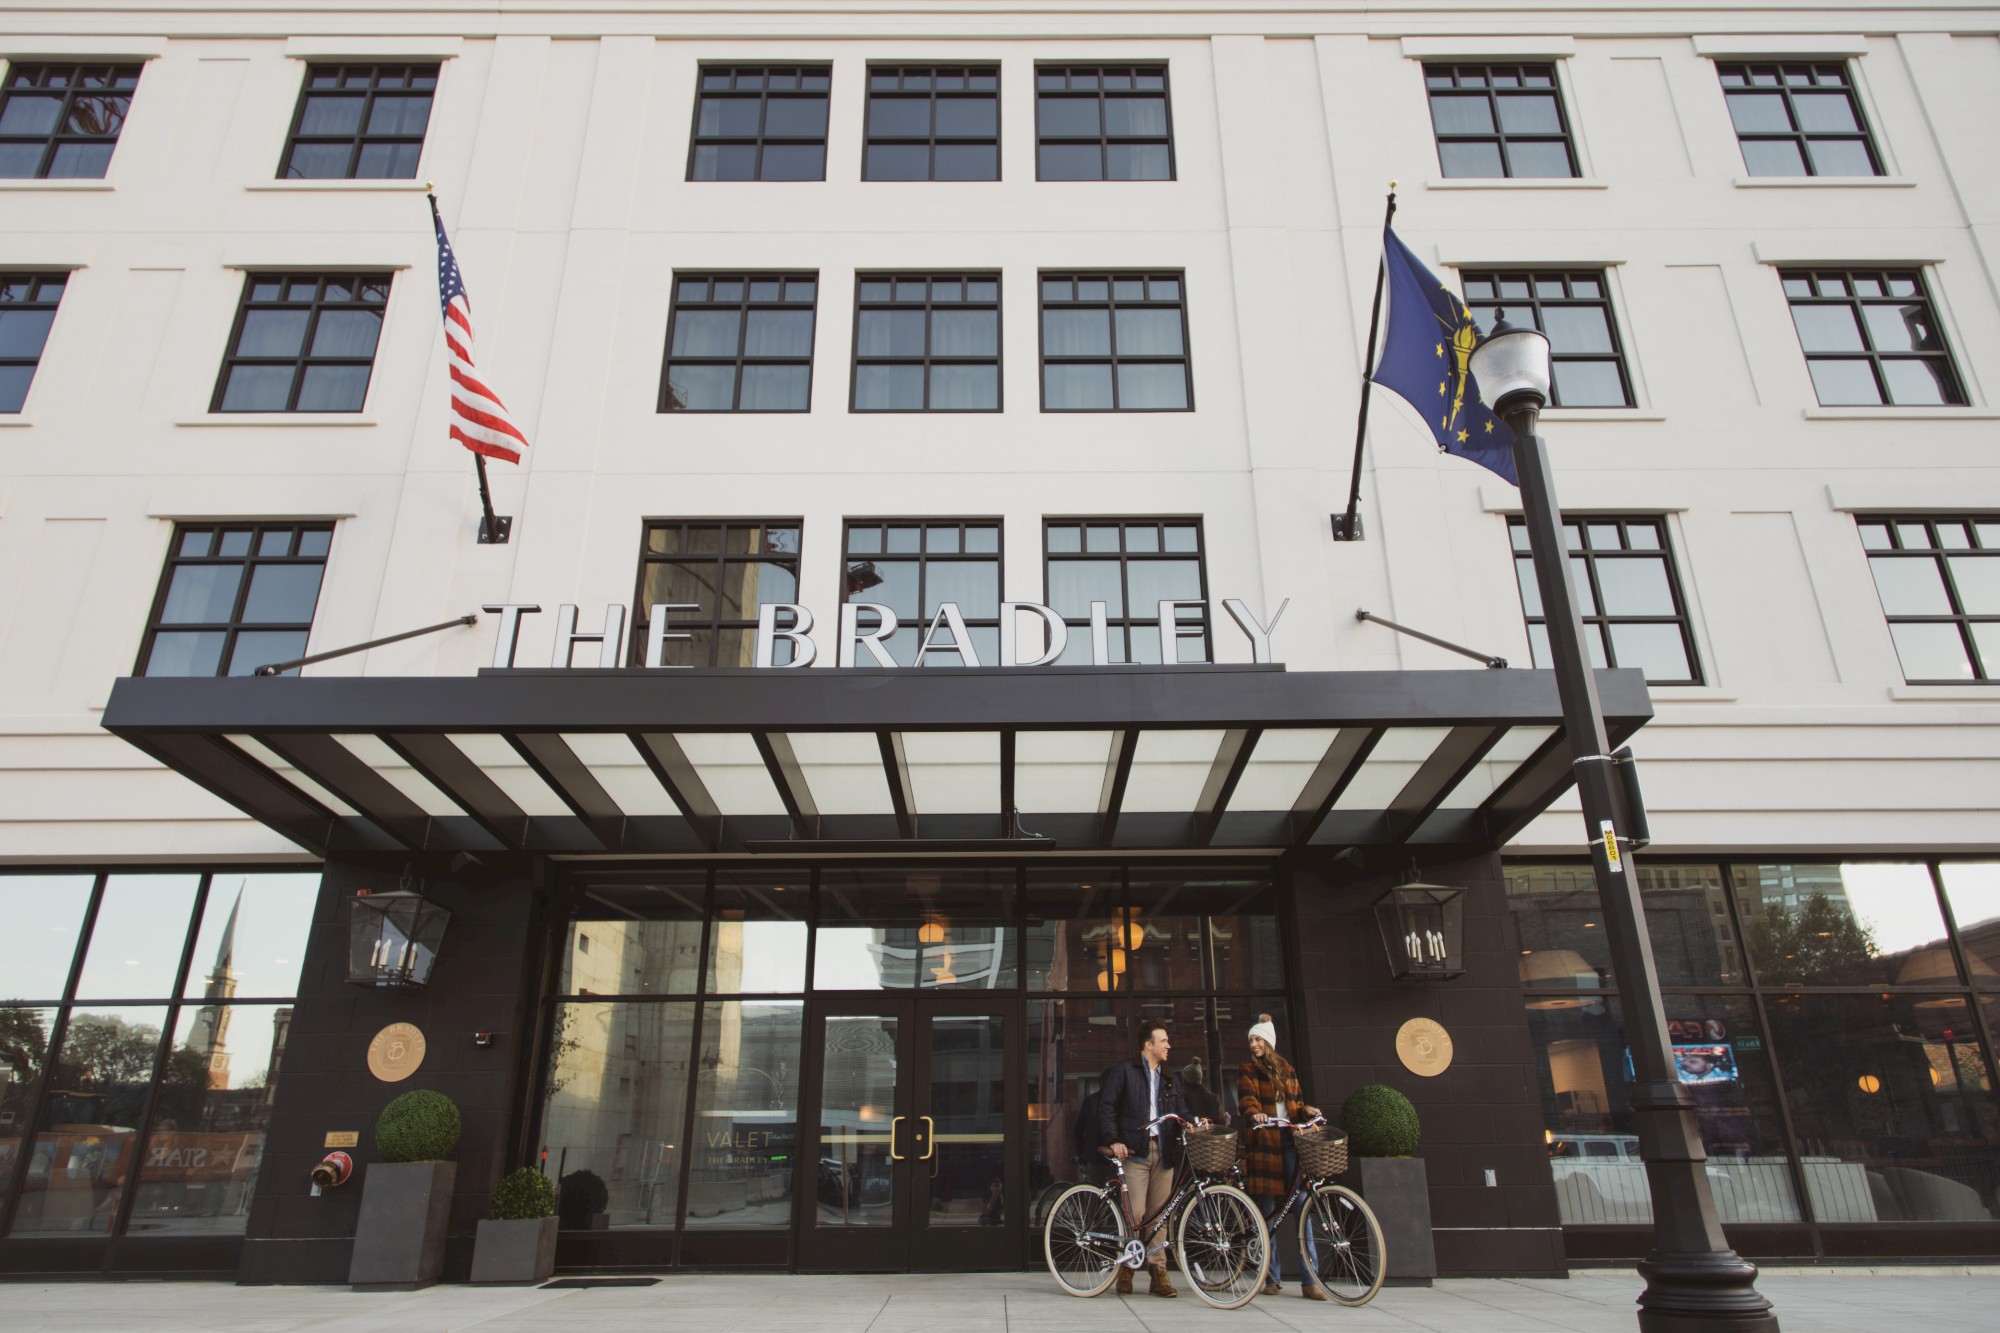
[1237,1014,1325,1300]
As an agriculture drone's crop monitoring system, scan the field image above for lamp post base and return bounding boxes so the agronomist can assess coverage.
[1636,1249,1780,1331]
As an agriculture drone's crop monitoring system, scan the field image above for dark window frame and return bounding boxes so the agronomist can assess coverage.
[1423,61,1579,179]
[1461,269,1635,409]
[1038,271,1193,413]
[0,272,67,413]
[841,518,1002,668]
[1509,515,1703,686]
[630,519,805,667]
[278,62,439,181]
[1857,515,2000,684]
[1717,61,1882,178]
[686,64,832,182]
[210,272,391,414]
[862,64,1001,182]
[1042,518,1211,665]
[1780,268,1966,408]
[0,62,141,180]
[659,272,819,413]
[136,522,334,678]
[849,272,1003,413]
[1033,64,1175,182]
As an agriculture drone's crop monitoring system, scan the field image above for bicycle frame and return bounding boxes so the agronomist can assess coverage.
[1092,1114,1238,1267]
[1256,1115,1330,1237]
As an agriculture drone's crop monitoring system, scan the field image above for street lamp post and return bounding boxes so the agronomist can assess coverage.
[1470,317,1779,1333]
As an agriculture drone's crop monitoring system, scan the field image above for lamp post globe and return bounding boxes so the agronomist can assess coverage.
[1468,312,1553,425]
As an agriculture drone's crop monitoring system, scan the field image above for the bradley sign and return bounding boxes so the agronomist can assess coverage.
[484,598,1290,670]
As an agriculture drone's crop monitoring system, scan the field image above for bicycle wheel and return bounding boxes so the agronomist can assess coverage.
[1043,1184,1128,1298]
[1302,1182,1386,1306]
[1173,1182,1269,1310]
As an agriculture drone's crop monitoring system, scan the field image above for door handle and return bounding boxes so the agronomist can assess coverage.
[889,1115,906,1161]
[920,1116,936,1161]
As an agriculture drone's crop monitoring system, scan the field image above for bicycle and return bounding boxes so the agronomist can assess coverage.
[1041,1113,1269,1309]
[1254,1115,1387,1306]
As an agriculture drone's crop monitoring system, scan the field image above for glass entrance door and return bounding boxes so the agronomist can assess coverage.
[799,992,1019,1271]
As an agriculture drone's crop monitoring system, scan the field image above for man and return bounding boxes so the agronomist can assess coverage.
[1098,1021,1191,1298]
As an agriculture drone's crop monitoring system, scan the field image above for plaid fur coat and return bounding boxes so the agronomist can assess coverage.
[1237,1055,1309,1198]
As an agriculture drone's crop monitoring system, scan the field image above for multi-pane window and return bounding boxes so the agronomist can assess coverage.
[0,63,140,179]
[1718,62,1880,177]
[1044,519,1208,665]
[1781,269,1964,407]
[1034,65,1173,181]
[1462,270,1632,408]
[211,273,389,412]
[863,66,999,181]
[632,521,803,667]
[139,523,333,677]
[0,273,65,412]
[1424,63,1577,178]
[660,273,818,412]
[843,521,1000,666]
[687,66,831,181]
[1040,273,1191,411]
[0,869,318,1238]
[279,64,438,180]
[852,274,1001,411]
[1509,516,1700,685]
[1858,516,2000,683]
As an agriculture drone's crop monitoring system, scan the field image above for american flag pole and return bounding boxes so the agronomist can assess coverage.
[428,186,527,543]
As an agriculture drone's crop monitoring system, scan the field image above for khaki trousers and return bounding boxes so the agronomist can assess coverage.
[1122,1139,1172,1248]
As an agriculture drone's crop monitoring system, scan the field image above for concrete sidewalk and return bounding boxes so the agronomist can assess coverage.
[0,1268,1993,1332]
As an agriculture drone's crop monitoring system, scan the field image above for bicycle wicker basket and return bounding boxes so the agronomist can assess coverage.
[1182,1128,1239,1175]
[1294,1126,1350,1179]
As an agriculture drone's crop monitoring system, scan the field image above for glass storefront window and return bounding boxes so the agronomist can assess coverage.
[12,1005,169,1234]
[180,873,317,1000]
[685,999,801,1229]
[125,1003,286,1234]
[1026,871,1122,992]
[1764,992,1998,1222]
[1528,996,1801,1225]
[72,876,201,1000]
[565,876,706,996]
[1026,995,1125,1209]
[541,1001,697,1229]
[1734,863,1953,987]
[1130,872,1280,992]
[0,1005,57,1221]
[1,875,93,1002]
[1508,863,1745,988]
[816,868,1016,990]
[709,872,807,993]
[1940,863,2000,987]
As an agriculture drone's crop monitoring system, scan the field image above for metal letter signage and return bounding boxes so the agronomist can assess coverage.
[490,597,1288,670]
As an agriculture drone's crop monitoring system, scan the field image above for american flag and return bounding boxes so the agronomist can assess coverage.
[430,195,529,464]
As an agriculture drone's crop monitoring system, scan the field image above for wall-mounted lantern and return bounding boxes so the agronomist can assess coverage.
[347,888,452,988]
[1373,883,1466,982]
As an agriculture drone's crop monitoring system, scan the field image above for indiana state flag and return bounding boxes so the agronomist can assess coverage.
[1369,224,1517,485]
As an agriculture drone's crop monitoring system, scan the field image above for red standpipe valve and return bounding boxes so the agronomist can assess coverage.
[310,1151,354,1194]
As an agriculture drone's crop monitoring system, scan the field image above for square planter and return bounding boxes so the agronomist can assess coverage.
[1351,1156,1436,1284]
[471,1215,559,1285]
[349,1160,457,1290]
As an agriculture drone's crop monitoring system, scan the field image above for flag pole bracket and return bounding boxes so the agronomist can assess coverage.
[1330,512,1363,541]
[478,514,513,545]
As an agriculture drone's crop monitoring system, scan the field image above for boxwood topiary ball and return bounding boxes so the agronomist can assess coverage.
[488,1166,556,1221]
[375,1088,462,1163]
[1340,1083,1421,1158]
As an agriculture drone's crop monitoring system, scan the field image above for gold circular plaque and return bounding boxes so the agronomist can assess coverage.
[367,1022,427,1082]
[1395,1018,1453,1078]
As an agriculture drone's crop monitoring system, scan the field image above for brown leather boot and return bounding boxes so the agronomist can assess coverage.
[1115,1264,1133,1296]
[1148,1263,1179,1298]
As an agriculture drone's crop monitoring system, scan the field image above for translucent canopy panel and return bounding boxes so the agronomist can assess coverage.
[226,734,358,816]
[900,731,999,813]
[1226,728,1344,812]
[1331,726,1452,811]
[561,732,682,817]
[1015,731,1116,813]
[1124,730,1227,812]
[446,732,572,817]
[786,731,895,815]
[1440,726,1557,809]
[676,732,787,816]
[332,733,463,817]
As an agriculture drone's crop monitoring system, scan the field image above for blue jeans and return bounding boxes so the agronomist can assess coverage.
[1259,1137,1320,1287]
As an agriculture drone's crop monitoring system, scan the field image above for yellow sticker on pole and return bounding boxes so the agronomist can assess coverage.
[1600,820,1623,873]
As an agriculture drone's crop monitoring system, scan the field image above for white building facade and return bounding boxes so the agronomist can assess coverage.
[1,0,1996,1282]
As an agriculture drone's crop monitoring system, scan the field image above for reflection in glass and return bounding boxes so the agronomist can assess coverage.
[73,876,201,1000]
[0,874,95,1001]
[1940,863,2000,986]
[815,1014,898,1227]
[709,873,808,993]
[817,869,1016,990]
[927,1014,1008,1227]
[1734,863,1951,987]
[565,876,706,996]
[0,1005,58,1221]
[180,873,317,1002]
[542,1001,696,1228]
[12,1005,169,1233]
[685,1001,802,1228]
[1027,995,1123,1210]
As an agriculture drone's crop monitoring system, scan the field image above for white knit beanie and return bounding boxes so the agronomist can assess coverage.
[1248,1014,1278,1049]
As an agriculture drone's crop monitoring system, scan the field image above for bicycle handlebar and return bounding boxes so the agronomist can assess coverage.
[1255,1114,1329,1131]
